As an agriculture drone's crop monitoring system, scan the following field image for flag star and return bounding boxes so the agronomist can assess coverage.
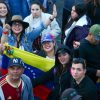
[33,73,36,75]
[28,67,30,70]
[31,70,33,72]
[33,76,36,79]
[24,66,27,68]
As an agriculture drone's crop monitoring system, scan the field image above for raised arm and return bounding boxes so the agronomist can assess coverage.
[0,24,10,54]
[28,4,57,41]
[45,4,57,26]
[1,24,10,44]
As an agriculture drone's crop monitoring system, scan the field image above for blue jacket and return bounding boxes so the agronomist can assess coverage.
[21,74,34,100]
[0,26,2,38]
[0,22,46,53]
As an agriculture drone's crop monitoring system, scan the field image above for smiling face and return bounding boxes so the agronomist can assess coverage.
[11,22,23,35]
[71,6,78,20]
[58,53,70,65]
[0,3,8,17]
[42,41,55,53]
[31,4,41,18]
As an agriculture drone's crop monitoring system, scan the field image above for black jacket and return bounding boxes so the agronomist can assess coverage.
[32,65,71,100]
[70,76,99,100]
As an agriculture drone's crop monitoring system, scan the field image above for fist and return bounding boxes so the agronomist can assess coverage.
[3,24,11,32]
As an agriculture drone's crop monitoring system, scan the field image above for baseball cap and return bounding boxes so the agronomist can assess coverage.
[8,58,24,68]
[56,45,72,56]
[60,88,82,100]
[89,24,100,40]
[41,33,54,43]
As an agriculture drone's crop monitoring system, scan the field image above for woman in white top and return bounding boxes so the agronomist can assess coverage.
[24,1,61,51]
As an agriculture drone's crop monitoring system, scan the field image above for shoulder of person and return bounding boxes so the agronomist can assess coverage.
[23,14,32,21]
[21,74,31,82]
[0,75,7,87]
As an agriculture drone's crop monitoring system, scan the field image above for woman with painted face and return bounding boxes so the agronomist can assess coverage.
[62,3,91,50]
[24,1,61,52]
[36,33,55,60]
[0,4,57,52]
[32,44,72,100]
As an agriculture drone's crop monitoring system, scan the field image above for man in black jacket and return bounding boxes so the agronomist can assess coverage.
[78,24,100,83]
[70,58,99,100]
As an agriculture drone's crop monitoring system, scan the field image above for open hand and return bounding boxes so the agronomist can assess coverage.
[50,4,57,19]
[52,4,57,18]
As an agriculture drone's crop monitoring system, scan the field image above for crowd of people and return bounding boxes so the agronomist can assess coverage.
[0,0,100,100]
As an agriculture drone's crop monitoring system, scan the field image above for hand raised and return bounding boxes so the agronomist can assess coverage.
[3,24,11,32]
[52,4,57,18]
[45,4,57,26]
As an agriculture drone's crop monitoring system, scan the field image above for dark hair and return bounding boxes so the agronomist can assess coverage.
[72,58,86,69]
[0,1,12,27]
[54,45,72,75]
[30,0,45,12]
[74,3,87,20]
[93,0,100,6]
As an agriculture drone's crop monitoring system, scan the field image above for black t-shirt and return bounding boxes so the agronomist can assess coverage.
[71,76,99,100]
[79,39,100,82]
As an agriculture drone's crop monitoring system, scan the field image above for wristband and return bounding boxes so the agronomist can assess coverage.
[49,17,54,21]
[2,31,8,35]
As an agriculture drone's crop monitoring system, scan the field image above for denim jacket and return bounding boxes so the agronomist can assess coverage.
[7,22,46,53]
[0,26,2,38]
[5,0,30,18]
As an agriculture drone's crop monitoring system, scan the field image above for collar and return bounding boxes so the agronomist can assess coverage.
[6,75,22,88]
[75,15,88,27]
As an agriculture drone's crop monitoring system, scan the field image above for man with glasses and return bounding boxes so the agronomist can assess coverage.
[0,58,34,100]
[69,58,99,100]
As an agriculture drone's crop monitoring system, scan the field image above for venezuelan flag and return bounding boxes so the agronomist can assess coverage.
[1,45,55,100]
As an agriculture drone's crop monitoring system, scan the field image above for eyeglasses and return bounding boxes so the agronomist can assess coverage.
[12,22,22,27]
